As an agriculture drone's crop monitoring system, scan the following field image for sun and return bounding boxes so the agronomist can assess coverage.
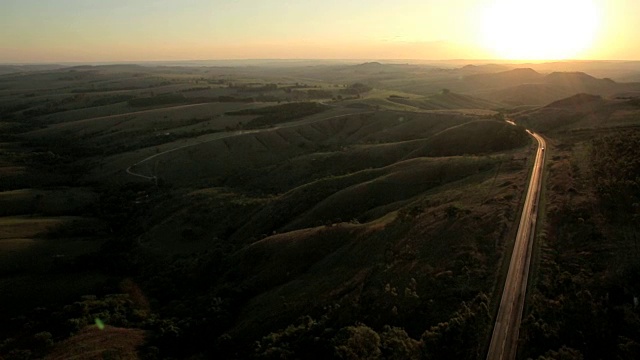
[481,0,600,60]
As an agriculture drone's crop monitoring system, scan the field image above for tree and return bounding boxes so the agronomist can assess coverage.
[333,325,381,360]
[342,83,372,95]
[421,294,491,360]
[379,326,421,360]
[535,346,584,360]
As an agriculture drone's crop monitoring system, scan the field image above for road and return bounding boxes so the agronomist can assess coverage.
[486,130,546,360]
[126,109,373,180]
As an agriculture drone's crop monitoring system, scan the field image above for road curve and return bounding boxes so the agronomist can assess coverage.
[126,110,373,180]
[486,130,546,360]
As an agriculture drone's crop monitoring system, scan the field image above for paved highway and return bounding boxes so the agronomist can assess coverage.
[486,129,546,360]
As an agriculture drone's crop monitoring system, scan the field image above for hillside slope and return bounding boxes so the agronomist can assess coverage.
[388,92,504,110]
[513,94,640,132]
[126,110,533,358]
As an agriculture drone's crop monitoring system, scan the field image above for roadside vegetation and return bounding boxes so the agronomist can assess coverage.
[518,128,640,359]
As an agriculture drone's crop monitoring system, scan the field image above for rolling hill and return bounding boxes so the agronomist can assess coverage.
[475,83,573,106]
[463,68,544,89]
[135,111,525,187]
[320,64,640,107]
[387,92,504,110]
[470,71,640,106]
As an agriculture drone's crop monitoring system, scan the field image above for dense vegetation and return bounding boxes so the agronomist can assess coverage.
[520,130,640,359]
[592,132,640,215]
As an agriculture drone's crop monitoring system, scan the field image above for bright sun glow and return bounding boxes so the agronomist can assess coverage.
[481,0,600,60]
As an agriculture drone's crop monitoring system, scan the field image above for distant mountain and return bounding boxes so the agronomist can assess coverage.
[348,61,420,74]
[66,64,150,73]
[519,60,640,81]
[469,70,640,106]
[355,61,384,68]
[458,64,512,74]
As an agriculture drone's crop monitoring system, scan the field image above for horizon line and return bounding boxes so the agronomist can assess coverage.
[2,58,640,66]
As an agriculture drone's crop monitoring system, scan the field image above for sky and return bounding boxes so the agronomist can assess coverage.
[1,0,639,63]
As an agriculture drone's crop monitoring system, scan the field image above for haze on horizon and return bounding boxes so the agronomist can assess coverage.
[2,0,640,63]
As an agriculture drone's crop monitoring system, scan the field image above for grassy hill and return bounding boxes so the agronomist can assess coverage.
[25,102,264,155]
[387,91,504,110]
[140,111,523,188]
[463,68,544,88]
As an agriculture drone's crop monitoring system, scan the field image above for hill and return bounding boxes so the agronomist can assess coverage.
[137,139,532,359]
[544,93,604,108]
[470,71,640,106]
[464,68,544,88]
[387,91,504,110]
[459,64,513,74]
[345,66,640,106]
[543,71,618,94]
[475,83,574,106]
[133,111,525,187]
[0,64,67,75]
[512,93,640,132]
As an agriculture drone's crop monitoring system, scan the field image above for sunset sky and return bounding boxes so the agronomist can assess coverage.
[1,0,639,63]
